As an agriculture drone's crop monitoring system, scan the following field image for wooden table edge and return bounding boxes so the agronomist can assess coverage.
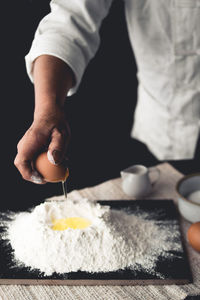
[0,278,192,285]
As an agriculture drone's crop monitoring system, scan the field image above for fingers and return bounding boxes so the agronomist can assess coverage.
[14,155,45,184]
[47,127,69,165]
[14,128,48,184]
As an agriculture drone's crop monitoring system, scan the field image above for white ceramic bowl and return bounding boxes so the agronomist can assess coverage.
[177,174,200,223]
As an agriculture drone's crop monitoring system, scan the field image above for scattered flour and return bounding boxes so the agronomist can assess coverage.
[1,197,182,276]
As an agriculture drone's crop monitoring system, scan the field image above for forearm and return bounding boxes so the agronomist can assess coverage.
[14,56,73,182]
[33,55,75,120]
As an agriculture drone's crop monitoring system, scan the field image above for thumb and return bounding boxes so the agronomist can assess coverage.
[47,128,66,165]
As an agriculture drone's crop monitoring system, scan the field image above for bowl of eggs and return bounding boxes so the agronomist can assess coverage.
[176,173,200,223]
[177,174,200,252]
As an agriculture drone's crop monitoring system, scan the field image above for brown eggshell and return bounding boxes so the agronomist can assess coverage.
[34,152,69,183]
[187,222,200,252]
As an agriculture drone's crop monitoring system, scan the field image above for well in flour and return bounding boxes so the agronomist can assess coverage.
[0,197,182,276]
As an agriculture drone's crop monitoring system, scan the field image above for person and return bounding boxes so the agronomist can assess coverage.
[14,0,200,183]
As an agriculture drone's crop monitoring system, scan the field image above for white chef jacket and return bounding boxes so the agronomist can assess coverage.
[25,0,200,160]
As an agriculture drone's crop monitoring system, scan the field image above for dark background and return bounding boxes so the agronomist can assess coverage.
[1,0,200,210]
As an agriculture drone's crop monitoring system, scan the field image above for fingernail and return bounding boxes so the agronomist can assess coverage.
[48,150,62,165]
[47,150,56,165]
[31,171,43,184]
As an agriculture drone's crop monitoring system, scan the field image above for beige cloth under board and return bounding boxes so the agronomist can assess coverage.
[1,162,200,300]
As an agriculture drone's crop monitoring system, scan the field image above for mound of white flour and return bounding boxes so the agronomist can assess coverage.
[3,197,181,276]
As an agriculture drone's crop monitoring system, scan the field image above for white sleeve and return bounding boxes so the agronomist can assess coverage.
[25,0,113,96]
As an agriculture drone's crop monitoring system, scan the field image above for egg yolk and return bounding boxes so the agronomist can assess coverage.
[52,217,91,230]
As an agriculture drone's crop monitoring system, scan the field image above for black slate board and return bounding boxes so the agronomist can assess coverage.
[0,200,192,285]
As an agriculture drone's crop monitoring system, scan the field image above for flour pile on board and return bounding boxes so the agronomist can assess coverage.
[1,198,182,276]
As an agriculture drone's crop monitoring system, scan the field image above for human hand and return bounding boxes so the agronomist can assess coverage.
[14,107,70,184]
